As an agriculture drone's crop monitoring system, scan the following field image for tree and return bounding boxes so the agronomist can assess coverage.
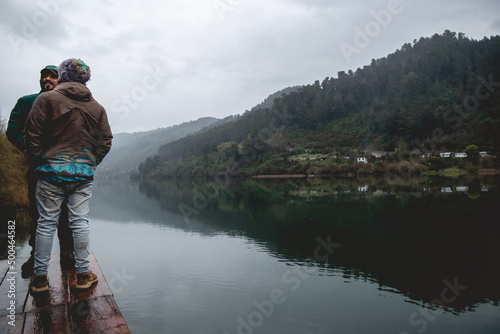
[465,145,479,165]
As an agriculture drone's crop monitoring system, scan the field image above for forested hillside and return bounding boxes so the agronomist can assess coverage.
[137,31,500,178]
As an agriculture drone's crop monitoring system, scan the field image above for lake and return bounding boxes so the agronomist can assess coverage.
[5,174,500,333]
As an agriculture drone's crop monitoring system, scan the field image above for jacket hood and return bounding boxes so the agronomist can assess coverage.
[54,82,93,101]
[39,65,59,90]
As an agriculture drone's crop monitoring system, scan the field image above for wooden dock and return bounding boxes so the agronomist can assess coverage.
[0,252,131,333]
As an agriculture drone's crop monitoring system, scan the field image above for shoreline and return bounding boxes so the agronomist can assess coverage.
[252,174,307,179]
[252,168,500,179]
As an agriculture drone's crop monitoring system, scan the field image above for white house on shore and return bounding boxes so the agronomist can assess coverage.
[357,157,368,164]
[438,151,488,158]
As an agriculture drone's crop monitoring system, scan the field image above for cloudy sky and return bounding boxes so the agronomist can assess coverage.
[1,0,499,134]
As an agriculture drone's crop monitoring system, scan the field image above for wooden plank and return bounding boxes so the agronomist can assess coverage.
[0,258,10,283]
[69,252,114,303]
[0,313,25,334]
[24,254,70,313]
[23,304,70,334]
[0,252,131,334]
[69,295,131,334]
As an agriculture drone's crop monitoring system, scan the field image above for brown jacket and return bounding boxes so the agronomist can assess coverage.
[24,82,112,183]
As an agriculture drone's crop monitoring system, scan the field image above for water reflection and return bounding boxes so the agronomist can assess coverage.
[89,175,500,316]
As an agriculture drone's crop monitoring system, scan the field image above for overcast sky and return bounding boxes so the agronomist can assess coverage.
[1,0,499,134]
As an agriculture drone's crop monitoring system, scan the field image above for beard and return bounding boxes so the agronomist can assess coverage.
[43,82,55,91]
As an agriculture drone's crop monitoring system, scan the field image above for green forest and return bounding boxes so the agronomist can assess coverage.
[136,30,500,179]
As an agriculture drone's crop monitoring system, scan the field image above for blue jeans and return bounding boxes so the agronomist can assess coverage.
[34,179,93,276]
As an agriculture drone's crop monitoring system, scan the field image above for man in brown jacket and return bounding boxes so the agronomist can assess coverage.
[25,58,113,293]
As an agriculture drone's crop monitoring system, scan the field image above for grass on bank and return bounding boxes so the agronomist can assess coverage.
[0,117,29,209]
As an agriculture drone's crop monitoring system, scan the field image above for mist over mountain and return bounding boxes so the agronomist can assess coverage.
[97,117,220,175]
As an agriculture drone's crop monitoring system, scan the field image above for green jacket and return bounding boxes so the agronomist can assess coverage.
[6,65,58,151]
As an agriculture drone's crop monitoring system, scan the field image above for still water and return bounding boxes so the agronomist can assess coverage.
[11,175,500,333]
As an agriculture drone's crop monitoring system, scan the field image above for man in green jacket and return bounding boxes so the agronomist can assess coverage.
[6,65,74,278]
[7,66,59,149]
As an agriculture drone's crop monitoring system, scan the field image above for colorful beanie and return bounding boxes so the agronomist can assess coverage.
[58,58,91,84]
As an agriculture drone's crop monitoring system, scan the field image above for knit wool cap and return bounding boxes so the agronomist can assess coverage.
[58,58,91,84]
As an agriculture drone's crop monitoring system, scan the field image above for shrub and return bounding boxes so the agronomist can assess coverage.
[0,117,29,208]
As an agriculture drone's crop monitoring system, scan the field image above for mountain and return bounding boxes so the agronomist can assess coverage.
[97,117,221,176]
[136,30,500,178]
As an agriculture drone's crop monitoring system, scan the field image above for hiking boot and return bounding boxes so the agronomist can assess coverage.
[60,250,75,269]
[29,275,49,293]
[76,271,98,290]
[21,255,35,279]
